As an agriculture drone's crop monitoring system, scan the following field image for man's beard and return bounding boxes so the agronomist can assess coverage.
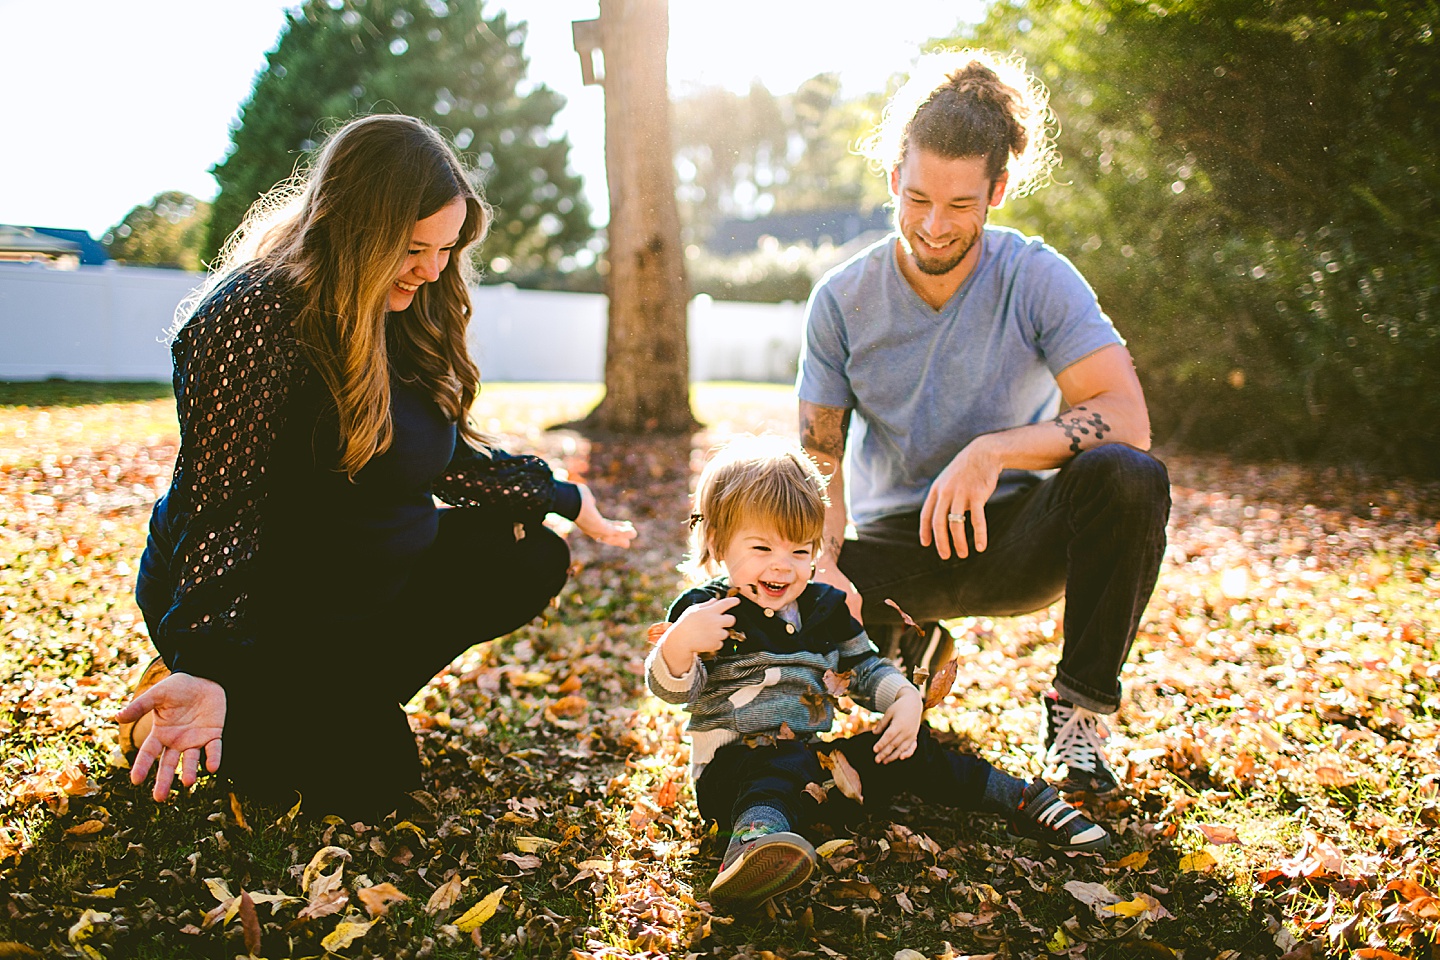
[901,224,980,276]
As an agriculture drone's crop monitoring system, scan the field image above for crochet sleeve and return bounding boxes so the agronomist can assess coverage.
[155,270,301,686]
[433,443,581,521]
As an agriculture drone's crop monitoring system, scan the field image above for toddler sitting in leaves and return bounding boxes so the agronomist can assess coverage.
[645,437,1110,913]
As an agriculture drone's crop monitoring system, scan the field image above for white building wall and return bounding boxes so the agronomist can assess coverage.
[0,264,806,384]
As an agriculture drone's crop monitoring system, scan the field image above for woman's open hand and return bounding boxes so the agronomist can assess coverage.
[115,673,226,802]
[575,483,637,547]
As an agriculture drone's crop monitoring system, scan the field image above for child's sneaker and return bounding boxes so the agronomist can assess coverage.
[1044,692,1120,796]
[1007,779,1111,853]
[707,831,816,912]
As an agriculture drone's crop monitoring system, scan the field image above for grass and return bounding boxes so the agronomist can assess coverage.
[1,381,1438,959]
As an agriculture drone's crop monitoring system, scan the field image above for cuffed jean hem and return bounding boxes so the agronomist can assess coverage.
[1053,675,1119,714]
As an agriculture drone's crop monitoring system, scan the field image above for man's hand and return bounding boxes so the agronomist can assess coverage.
[657,596,739,676]
[575,483,637,548]
[919,440,1002,560]
[116,673,226,802]
[873,687,923,764]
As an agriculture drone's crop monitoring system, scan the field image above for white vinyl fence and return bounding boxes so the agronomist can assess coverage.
[0,263,806,383]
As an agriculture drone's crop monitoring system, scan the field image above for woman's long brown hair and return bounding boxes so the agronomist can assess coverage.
[199,114,490,477]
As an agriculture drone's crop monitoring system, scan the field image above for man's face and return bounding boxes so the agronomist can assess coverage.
[891,149,1007,277]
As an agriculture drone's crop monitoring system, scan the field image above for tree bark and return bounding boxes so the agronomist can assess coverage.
[581,0,698,434]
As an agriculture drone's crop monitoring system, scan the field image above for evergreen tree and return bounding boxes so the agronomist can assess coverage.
[103,191,211,270]
[205,0,591,270]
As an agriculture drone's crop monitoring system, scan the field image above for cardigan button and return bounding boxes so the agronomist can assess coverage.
[764,608,774,617]
[785,623,795,634]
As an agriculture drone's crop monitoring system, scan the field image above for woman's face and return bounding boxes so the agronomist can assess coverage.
[389,196,468,312]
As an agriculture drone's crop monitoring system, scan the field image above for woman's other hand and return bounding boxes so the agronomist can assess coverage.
[575,484,637,547]
[115,673,227,802]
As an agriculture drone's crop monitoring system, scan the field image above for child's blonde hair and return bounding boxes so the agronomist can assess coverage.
[684,436,829,580]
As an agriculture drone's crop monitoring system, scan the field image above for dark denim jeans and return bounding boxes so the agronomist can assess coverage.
[695,724,993,835]
[838,444,1170,713]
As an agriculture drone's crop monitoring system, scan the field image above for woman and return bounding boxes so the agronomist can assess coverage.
[117,114,634,818]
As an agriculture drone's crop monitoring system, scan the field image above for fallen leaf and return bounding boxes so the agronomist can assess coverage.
[320,918,375,952]
[300,846,351,898]
[1315,766,1356,788]
[238,892,260,956]
[803,781,830,803]
[1065,879,1122,916]
[426,874,464,914]
[1179,851,1218,873]
[455,886,508,932]
[1194,823,1242,845]
[1114,850,1151,870]
[513,836,559,854]
[816,839,854,857]
[64,820,104,837]
[831,877,881,900]
[499,852,543,872]
[883,598,926,635]
[356,882,408,919]
[801,690,832,725]
[229,792,251,832]
[549,694,588,718]
[296,889,347,922]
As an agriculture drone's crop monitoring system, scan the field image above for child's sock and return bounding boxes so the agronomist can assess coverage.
[722,804,791,867]
[979,768,1027,815]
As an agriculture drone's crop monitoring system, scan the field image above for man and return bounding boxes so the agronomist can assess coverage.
[797,49,1170,796]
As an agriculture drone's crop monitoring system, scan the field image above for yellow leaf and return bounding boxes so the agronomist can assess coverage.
[229,792,251,832]
[1115,850,1151,870]
[64,820,105,837]
[816,839,854,858]
[514,836,559,854]
[301,846,351,896]
[1103,897,1153,918]
[392,820,427,841]
[320,918,376,951]
[1046,927,1070,952]
[1179,851,1218,873]
[455,886,508,932]
[204,877,235,904]
[509,671,552,688]
[90,887,119,899]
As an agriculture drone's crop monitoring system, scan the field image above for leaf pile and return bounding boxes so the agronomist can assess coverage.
[1,382,1438,959]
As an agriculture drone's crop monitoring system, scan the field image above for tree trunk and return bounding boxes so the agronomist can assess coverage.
[581,0,698,434]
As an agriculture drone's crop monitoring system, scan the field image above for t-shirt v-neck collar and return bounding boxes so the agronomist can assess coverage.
[890,232,989,315]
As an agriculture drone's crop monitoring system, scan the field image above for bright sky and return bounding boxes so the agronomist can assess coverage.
[0,0,984,236]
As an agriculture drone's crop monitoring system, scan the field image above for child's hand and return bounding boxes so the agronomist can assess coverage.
[659,596,740,676]
[873,687,923,764]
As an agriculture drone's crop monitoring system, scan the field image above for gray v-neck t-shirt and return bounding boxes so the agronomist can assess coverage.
[797,226,1123,527]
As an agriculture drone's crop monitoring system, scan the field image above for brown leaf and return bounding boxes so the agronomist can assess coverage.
[831,877,882,900]
[426,873,463,915]
[923,657,958,710]
[653,777,679,809]
[356,882,409,919]
[238,891,261,957]
[822,669,852,699]
[499,852,543,872]
[63,820,105,837]
[295,889,347,922]
[645,623,669,644]
[800,690,832,725]
[548,694,589,718]
[817,750,864,804]
[1315,766,1355,788]
[777,721,797,740]
[883,597,926,635]
[803,782,830,803]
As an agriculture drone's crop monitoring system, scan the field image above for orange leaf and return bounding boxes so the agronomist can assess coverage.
[549,695,588,719]
[229,792,251,832]
[822,669,852,699]
[923,657,958,710]
[357,882,409,918]
[1355,950,1409,960]
[1194,823,1242,845]
[803,782,830,803]
[64,820,105,837]
[831,877,882,900]
[1315,766,1355,788]
[653,777,679,809]
[1113,850,1150,870]
[645,623,669,645]
[817,750,864,804]
[777,722,797,740]
[557,675,582,694]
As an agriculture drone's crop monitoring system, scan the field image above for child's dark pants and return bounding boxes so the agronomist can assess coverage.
[695,724,993,834]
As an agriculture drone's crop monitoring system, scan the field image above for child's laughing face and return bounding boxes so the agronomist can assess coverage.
[716,522,815,611]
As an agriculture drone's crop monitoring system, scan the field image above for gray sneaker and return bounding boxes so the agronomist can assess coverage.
[1044,692,1121,796]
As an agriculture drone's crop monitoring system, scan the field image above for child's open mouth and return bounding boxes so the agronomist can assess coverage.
[757,580,791,599]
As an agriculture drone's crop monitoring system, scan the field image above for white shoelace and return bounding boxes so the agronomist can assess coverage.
[1046,701,1111,773]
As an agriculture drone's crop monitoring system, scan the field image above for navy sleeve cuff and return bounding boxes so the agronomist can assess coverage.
[552,481,582,521]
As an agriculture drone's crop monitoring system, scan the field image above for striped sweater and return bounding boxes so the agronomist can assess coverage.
[645,577,911,777]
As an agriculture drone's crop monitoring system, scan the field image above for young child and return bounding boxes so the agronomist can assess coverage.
[645,437,1109,912]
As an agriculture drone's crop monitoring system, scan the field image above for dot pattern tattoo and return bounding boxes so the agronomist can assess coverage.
[1054,406,1111,455]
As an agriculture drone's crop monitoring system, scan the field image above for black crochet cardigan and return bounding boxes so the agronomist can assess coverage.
[144,264,580,688]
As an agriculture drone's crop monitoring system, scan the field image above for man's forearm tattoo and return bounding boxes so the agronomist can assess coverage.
[800,405,851,468]
[1053,405,1111,455]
